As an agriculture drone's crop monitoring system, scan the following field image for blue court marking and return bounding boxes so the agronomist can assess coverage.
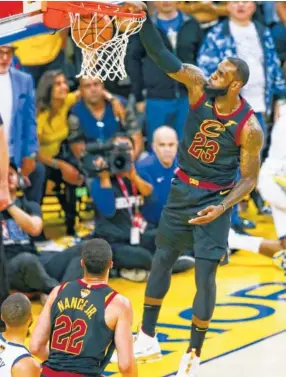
[163,329,286,377]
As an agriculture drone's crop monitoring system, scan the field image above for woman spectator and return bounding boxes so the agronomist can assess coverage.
[36,70,82,236]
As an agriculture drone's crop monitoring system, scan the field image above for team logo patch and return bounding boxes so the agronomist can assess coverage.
[200,119,237,138]
[81,289,91,298]
[0,345,5,353]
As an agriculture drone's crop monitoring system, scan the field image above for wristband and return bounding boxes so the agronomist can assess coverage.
[4,201,15,212]
[220,203,226,212]
[51,159,58,169]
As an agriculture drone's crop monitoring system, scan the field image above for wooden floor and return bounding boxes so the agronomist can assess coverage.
[27,202,286,377]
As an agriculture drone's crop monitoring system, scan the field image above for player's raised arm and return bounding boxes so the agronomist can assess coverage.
[114,296,137,377]
[139,13,206,104]
[30,286,60,362]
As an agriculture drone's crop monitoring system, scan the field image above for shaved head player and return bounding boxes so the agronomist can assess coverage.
[118,4,264,377]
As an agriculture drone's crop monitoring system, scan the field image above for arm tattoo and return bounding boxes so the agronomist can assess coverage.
[168,63,206,88]
[168,64,206,105]
[221,115,264,210]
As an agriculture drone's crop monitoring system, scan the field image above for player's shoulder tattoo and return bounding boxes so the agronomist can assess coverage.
[241,114,264,155]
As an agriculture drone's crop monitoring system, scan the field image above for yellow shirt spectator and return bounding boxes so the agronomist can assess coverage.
[14,33,63,66]
[37,92,78,158]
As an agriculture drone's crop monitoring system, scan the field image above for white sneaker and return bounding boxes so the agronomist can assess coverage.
[110,329,162,364]
[174,350,200,377]
[119,268,148,282]
[273,250,286,272]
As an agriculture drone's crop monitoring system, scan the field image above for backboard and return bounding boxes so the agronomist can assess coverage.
[0,1,58,45]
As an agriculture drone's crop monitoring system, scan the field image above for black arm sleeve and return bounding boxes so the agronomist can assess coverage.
[139,15,183,74]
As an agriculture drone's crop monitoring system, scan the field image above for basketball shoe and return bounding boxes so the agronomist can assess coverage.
[110,328,162,364]
[173,349,200,377]
[273,250,286,272]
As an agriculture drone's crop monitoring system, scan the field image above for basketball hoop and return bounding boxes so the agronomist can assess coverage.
[43,1,146,81]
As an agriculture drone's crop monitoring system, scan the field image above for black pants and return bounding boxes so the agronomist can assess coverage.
[110,227,157,271]
[7,245,83,294]
[25,162,46,205]
[43,165,77,235]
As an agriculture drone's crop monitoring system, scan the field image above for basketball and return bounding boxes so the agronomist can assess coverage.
[72,14,113,50]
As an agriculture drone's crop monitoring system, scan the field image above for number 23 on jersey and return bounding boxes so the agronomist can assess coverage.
[188,132,220,163]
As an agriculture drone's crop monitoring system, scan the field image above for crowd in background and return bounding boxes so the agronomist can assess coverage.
[1,1,286,303]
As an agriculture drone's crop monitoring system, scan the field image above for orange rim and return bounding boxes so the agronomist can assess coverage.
[43,1,146,19]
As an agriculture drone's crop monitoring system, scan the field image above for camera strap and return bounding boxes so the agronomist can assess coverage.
[116,175,138,220]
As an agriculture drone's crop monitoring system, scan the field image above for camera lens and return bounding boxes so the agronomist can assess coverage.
[114,155,126,169]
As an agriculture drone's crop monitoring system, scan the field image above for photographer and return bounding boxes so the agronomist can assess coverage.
[68,77,143,162]
[2,161,84,304]
[88,135,155,282]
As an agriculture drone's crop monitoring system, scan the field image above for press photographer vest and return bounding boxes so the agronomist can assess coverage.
[70,99,122,142]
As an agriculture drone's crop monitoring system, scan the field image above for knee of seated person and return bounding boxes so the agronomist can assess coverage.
[20,252,39,265]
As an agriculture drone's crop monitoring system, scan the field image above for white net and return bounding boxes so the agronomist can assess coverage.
[69,12,145,81]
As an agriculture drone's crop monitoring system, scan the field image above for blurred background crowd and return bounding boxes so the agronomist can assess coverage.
[1,1,286,304]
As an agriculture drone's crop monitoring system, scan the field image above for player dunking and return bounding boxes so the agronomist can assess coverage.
[120,5,264,377]
[30,238,137,377]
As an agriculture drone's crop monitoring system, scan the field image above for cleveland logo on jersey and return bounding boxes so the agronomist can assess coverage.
[200,120,237,138]
[81,289,91,299]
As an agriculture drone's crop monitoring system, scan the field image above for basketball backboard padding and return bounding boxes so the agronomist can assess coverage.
[0,1,59,45]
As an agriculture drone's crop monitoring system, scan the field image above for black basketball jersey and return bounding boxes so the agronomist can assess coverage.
[178,93,254,186]
[44,279,117,376]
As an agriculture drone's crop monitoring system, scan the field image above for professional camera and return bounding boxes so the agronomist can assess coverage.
[81,140,132,177]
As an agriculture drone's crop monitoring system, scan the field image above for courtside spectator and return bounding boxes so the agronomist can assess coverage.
[136,126,178,226]
[68,77,143,161]
[126,1,203,146]
[90,135,155,282]
[0,43,43,201]
[258,103,286,250]
[36,70,83,236]
[272,2,286,68]
[3,162,84,304]
[177,1,229,35]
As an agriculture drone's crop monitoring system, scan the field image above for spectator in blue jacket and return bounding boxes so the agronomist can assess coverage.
[136,126,178,226]
[0,43,44,204]
[126,1,203,147]
[197,1,286,134]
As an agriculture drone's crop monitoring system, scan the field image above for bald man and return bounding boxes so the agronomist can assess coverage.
[137,126,178,226]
